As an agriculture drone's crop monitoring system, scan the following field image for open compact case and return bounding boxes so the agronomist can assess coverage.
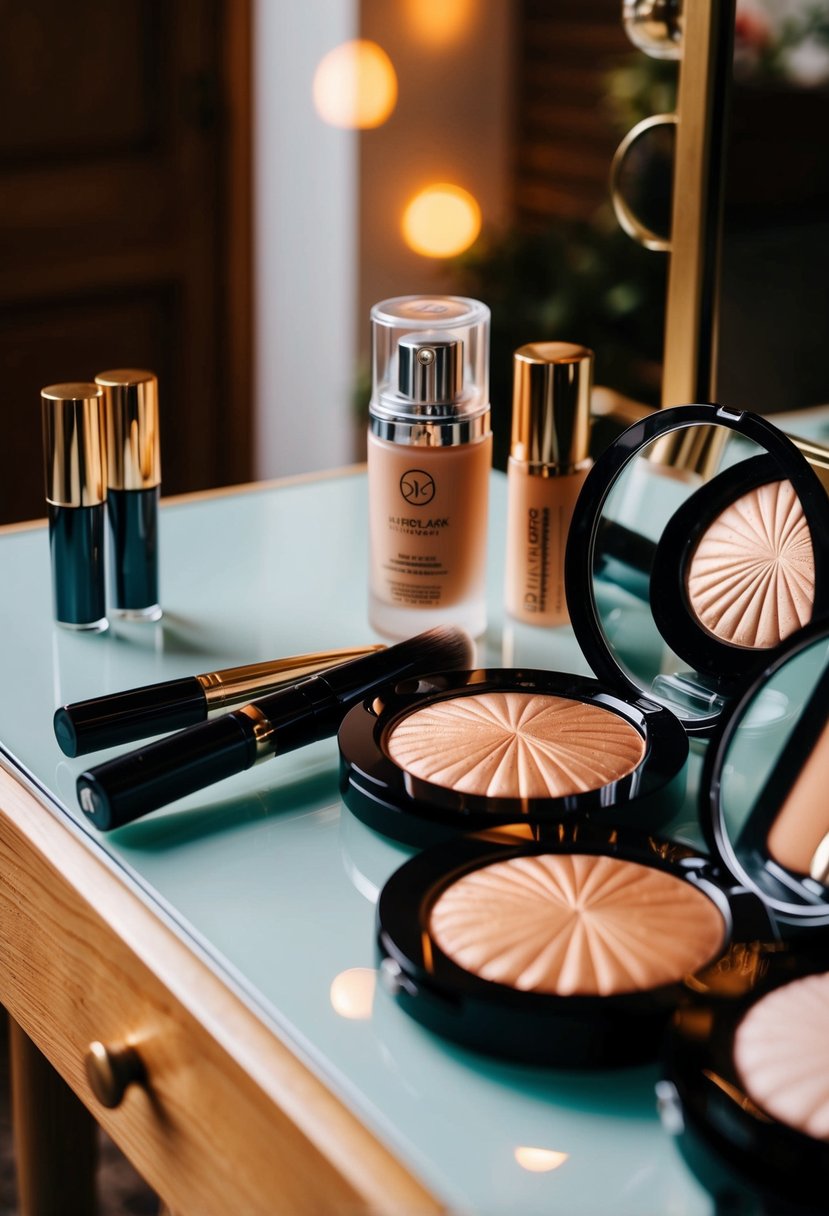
[338,404,829,846]
[656,621,829,1215]
[375,620,829,1080]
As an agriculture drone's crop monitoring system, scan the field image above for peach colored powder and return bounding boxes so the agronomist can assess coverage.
[766,718,829,878]
[385,691,645,799]
[685,480,814,649]
[429,853,725,996]
[734,972,829,1140]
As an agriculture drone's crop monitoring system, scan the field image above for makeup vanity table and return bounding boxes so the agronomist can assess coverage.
[0,413,823,1215]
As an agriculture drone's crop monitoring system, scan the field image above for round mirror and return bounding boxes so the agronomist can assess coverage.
[566,405,829,734]
[705,623,829,925]
[610,114,676,251]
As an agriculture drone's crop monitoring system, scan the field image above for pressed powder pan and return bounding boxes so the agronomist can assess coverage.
[339,668,688,846]
[650,454,816,677]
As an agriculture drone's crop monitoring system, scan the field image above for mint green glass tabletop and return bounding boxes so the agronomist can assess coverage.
[0,466,723,1215]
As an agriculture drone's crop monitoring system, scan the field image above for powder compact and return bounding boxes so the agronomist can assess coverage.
[655,620,829,1212]
[338,668,688,844]
[339,405,829,845]
[566,403,829,732]
[662,949,829,1216]
[375,620,829,1075]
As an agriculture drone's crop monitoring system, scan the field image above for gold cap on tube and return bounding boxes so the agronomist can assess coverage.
[41,383,106,507]
[510,342,593,472]
[96,369,161,491]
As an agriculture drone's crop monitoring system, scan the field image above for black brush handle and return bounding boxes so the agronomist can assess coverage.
[54,678,207,758]
[77,714,258,831]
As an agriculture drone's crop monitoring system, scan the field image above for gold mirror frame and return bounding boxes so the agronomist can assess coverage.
[661,0,736,407]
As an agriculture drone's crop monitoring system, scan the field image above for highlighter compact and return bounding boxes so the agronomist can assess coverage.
[565,403,829,731]
[339,668,688,845]
[663,948,829,1216]
[658,622,829,1212]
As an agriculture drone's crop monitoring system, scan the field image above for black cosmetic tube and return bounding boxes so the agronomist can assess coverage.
[107,486,160,616]
[48,502,107,630]
[96,369,162,621]
[41,383,108,632]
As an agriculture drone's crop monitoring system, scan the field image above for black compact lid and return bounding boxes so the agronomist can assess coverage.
[566,404,829,737]
[339,667,688,847]
[663,946,829,1214]
[376,823,775,1068]
[699,619,829,931]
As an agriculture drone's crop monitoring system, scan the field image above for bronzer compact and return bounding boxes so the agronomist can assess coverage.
[374,619,829,1079]
[338,404,829,846]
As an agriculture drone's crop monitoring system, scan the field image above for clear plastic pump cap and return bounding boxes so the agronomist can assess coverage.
[370,296,490,445]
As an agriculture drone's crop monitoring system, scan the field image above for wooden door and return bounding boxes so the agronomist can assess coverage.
[0,0,251,523]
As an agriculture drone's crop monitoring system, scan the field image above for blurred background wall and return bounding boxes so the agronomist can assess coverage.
[1,0,827,522]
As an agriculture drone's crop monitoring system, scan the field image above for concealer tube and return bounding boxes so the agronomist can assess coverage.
[41,383,108,632]
[96,369,161,621]
[505,342,593,627]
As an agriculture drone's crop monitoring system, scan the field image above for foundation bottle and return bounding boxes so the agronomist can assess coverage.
[505,342,593,627]
[368,296,492,639]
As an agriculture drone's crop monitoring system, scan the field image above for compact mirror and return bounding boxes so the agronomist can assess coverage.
[704,622,829,927]
[566,405,829,735]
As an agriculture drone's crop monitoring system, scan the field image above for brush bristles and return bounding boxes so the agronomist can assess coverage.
[394,625,475,672]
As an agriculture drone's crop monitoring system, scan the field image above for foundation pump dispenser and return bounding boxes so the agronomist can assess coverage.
[368,296,492,639]
[505,341,593,626]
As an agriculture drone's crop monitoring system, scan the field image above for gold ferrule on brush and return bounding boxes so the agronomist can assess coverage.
[237,703,277,761]
[41,383,107,507]
[96,369,161,491]
[195,646,386,710]
[510,342,593,474]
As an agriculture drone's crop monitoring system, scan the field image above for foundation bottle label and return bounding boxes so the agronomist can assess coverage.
[505,459,589,627]
[369,434,491,611]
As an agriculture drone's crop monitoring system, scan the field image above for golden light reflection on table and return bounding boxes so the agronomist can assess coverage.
[514,1146,570,1173]
[330,967,378,1020]
[312,40,398,129]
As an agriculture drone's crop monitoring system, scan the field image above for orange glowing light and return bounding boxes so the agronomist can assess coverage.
[330,968,377,1020]
[312,40,398,130]
[402,183,482,258]
[404,0,476,47]
[514,1147,570,1173]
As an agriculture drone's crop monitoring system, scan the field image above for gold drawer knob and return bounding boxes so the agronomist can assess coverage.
[85,1041,145,1108]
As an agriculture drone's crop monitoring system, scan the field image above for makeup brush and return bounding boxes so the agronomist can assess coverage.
[53,645,386,757]
[77,626,474,832]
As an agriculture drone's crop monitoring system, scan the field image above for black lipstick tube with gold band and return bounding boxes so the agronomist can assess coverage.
[96,369,162,621]
[42,383,108,632]
[53,644,385,757]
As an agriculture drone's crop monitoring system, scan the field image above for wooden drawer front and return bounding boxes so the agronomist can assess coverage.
[0,771,439,1216]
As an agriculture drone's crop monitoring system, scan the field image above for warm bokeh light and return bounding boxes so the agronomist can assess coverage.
[330,967,377,1020]
[514,1147,570,1173]
[312,40,398,129]
[402,183,482,257]
[404,0,476,47]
